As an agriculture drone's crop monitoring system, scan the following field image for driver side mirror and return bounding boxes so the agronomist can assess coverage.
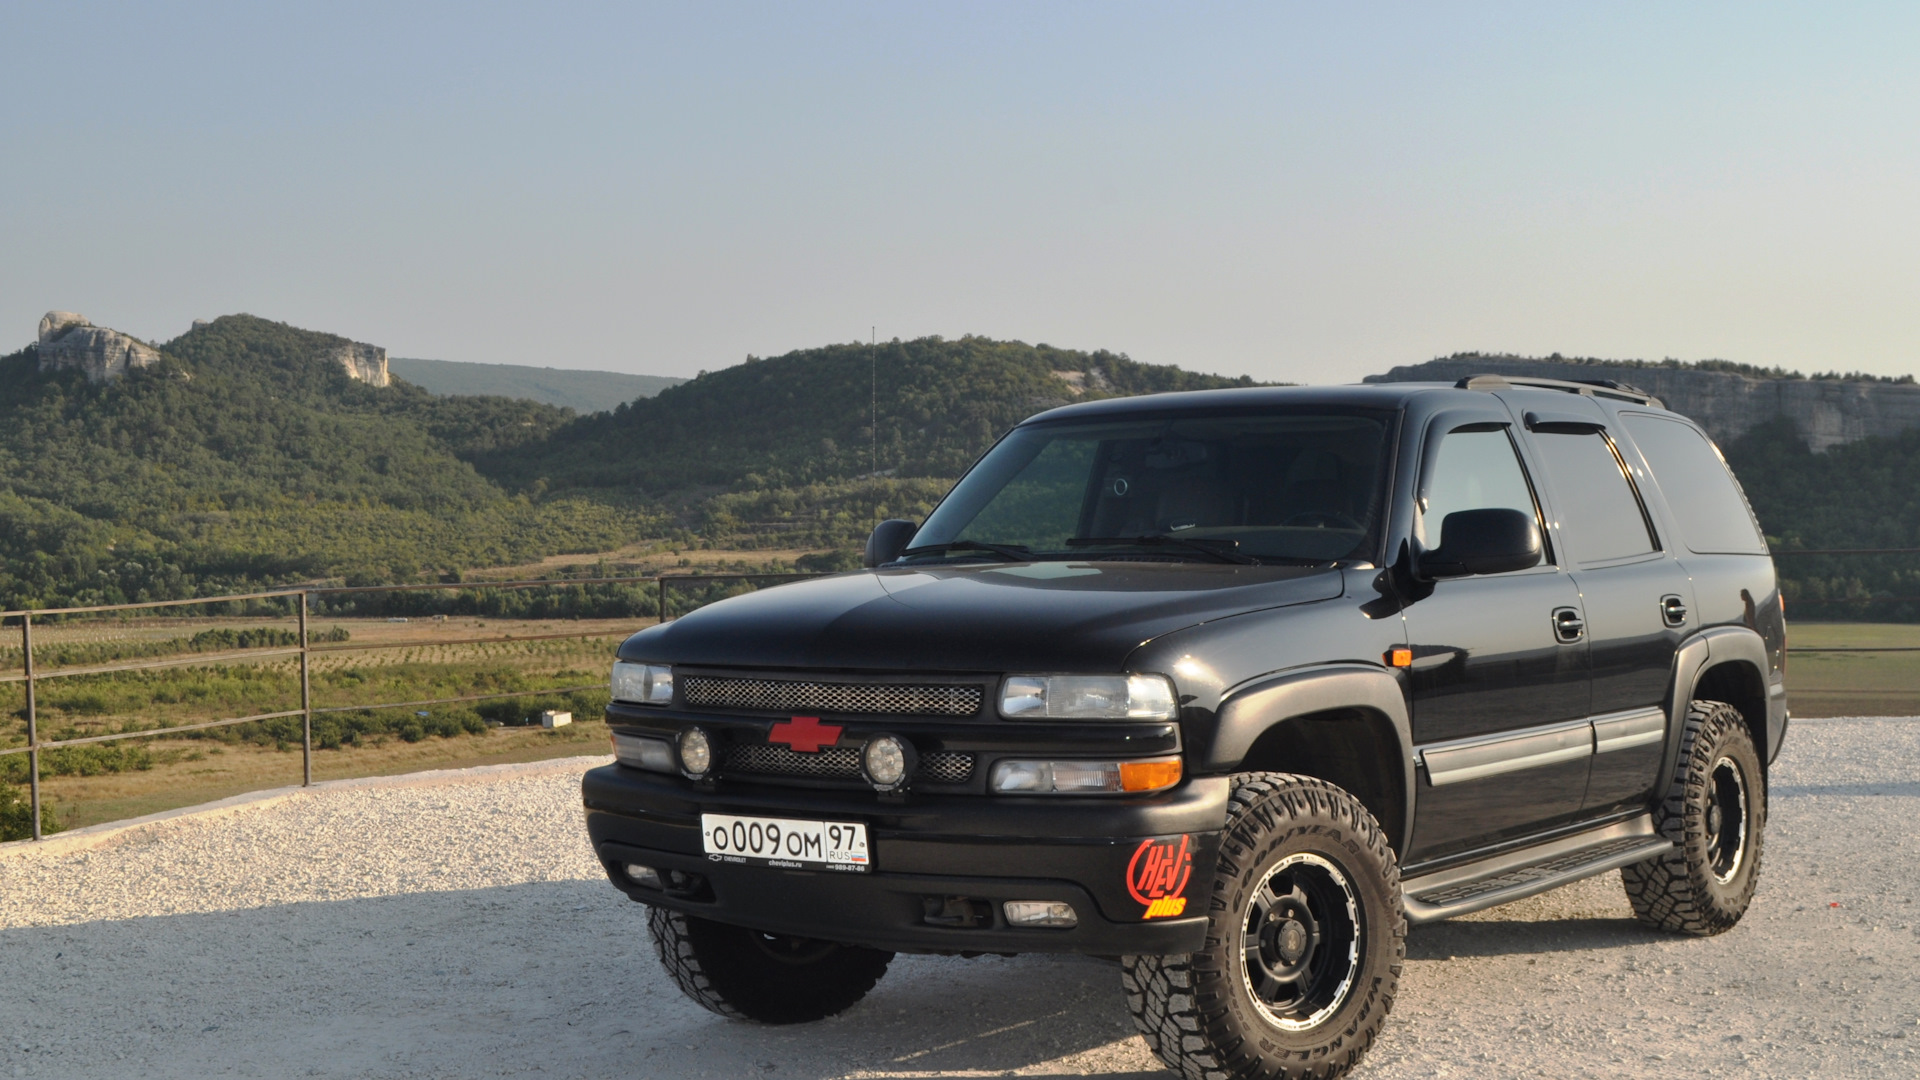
[864,519,919,568]
[1418,508,1542,579]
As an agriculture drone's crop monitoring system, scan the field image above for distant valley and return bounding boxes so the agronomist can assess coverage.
[388,357,684,414]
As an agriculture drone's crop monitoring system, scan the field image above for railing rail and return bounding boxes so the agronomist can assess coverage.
[1,570,825,840]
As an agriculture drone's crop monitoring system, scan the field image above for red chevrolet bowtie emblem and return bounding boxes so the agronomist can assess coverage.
[768,715,843,753]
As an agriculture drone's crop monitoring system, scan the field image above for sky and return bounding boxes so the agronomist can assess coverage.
[2,2,1917,384]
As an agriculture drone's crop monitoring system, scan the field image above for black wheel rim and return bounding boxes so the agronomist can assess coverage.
[1706,755,1748,884]
[1239,852,1362,1031]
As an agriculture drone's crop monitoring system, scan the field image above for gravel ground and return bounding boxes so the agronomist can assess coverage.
[4,719,1919,1079]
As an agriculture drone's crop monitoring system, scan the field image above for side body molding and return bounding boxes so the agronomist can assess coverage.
[1666,625,1774,780]
[1203,664,1416,856]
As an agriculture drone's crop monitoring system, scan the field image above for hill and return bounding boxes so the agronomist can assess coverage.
[388,357,684,414]
[0,320,1255,609]
[482,336,1257,495]
[0,315,647,609]
[1370,353,1920,451]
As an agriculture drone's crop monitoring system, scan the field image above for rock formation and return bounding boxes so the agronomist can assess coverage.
[35,311,163,382]
[325,341,390,387]
[1366,356,1920,452]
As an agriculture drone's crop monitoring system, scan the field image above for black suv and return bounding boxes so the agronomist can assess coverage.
[583,376,1786,1080]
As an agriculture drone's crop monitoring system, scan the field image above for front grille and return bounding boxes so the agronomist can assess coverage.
[723,744,975,785]
[683,676,983,718]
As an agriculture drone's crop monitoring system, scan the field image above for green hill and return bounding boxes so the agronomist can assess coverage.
[388,357,684,414]
[0,321,1255,609]
[482,336,1257,495]
[0,315,647,609]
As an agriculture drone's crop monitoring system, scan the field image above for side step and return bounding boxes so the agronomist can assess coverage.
[1400,816,1674,924]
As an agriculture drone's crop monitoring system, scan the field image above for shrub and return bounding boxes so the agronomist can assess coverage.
[0,780,58,841]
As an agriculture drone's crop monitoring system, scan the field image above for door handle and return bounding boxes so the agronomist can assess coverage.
[1552,606,1585,643]
[1661,594,1688,627]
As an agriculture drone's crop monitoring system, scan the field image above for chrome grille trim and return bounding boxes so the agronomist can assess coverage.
[683,676,982,717]
[722,744,975,784]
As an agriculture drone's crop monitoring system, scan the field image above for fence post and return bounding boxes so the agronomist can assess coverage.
[22,614,39,841]
[658,576,669,623]
[299,592,312,787]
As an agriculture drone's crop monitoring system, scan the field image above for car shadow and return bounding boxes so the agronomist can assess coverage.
[1,880,1173,1079]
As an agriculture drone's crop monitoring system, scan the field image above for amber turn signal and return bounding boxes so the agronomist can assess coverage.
[1387,648,1413,668]
[1118,758,1183,792]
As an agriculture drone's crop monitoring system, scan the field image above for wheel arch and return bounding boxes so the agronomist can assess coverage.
[1670,627,1773,776]
[1200,665,1414,857]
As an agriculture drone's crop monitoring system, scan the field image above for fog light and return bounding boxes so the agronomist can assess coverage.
[1003,900,1077,928]
[624,863,663,889]
[677,727,713,778]
[862,734,916,792]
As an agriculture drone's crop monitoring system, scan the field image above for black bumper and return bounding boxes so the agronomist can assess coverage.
[582,764,1227,955]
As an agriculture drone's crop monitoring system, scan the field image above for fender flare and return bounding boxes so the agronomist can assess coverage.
[1200,663,1416,855]
[1667,625,1772,779]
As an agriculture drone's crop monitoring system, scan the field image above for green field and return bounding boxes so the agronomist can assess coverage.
[1784,622,1920,717]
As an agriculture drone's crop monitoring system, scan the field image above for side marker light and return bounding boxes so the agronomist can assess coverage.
[1387,648,1413,668]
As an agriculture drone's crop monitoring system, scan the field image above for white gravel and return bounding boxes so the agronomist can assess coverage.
[4,719,1919,1079]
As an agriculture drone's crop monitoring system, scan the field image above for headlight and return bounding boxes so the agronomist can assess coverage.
[612,662,673,705]
[999,674,1177,720]
[989,756,1183,794]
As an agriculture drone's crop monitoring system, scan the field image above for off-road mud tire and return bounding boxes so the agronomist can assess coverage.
[1122,773,1405,1080]
[1621,699,1766,935]
[646,905,894,1023]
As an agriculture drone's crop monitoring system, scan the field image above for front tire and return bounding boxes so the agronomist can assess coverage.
[1124,774,1404,1080]
[647,906,893,1023]
[1621,699,1766,935]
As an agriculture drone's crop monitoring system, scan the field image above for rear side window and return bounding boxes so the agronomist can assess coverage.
[1623,414,1767,554]
[1530,431,1658,565]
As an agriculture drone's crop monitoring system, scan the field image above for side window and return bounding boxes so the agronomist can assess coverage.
[1622,414,1767,554]
[1530,431,1658,564]
[1418,427,1546,558]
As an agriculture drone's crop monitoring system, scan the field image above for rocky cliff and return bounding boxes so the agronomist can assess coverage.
[325,341,389,387]
[36,311,163,382]
[1366,356,1920,452]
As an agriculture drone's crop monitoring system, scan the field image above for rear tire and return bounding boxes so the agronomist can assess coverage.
[646,906,894,1023]
[1621,699,1765,935]
[1123,773,1404,1080]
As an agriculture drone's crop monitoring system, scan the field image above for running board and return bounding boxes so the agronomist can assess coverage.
[1401,816,1674,924]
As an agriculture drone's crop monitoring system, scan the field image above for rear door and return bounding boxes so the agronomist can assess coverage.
[1515,399,1694,815]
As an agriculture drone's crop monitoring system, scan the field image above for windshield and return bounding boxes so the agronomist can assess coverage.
[908,409,1394,564]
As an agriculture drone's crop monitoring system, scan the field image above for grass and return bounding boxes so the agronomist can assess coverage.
[1785,622,1920,718]
[1,614,645,833]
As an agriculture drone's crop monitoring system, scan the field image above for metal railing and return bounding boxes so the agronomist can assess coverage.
[0,571,822,841]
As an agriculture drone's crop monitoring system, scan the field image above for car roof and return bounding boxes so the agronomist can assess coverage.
[1020,379,1683,426]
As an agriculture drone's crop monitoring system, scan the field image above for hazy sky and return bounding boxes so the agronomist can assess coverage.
[3,2,1916,384]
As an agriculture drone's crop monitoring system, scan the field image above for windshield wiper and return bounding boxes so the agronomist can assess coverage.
[1066,535,1263,565]
[899,539,1037,563]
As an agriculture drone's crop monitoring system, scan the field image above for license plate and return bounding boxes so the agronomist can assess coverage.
[700,813,871,873]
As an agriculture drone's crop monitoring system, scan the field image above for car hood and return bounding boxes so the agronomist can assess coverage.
[618,561,1345,672]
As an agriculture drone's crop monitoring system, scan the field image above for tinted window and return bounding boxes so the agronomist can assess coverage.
[1419,428,1544,558]
[1530,432,1657,564]
[1623,414,1767,554]
[913,411,1393,563]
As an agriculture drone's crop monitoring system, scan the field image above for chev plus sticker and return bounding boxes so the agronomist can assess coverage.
[1127,835,1193,919]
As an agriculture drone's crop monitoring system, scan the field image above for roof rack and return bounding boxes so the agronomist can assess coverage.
[1455,374,1663,409]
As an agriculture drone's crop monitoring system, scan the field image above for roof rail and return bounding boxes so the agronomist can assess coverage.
[1454,374,1663,409]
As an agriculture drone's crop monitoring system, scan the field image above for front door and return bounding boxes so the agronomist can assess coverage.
[1402,420,1592,865]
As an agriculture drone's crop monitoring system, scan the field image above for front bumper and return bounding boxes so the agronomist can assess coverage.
[582,764,1227,955]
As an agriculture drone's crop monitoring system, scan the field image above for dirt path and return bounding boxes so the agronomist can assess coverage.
[4,719,1917,1079]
